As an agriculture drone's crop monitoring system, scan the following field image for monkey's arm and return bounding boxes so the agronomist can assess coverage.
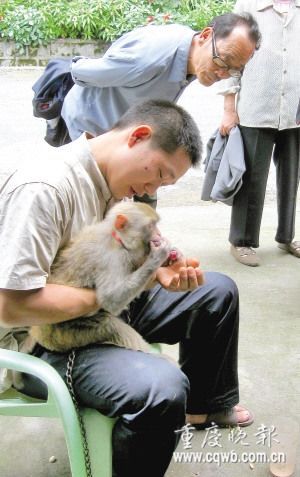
[0,285,98,328]
[97,240,170,316]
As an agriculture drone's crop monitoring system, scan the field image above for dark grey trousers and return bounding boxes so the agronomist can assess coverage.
[22,272,239,477]
[230,126,300,247]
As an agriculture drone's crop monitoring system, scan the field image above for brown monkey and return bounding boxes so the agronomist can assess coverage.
[29,202,171,353]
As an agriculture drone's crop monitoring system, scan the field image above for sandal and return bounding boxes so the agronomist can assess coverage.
[278,241,300,258]
[189,405,254,430]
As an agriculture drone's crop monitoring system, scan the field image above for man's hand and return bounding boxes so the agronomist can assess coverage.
[219,110,240,136]
[156,256,204,292]
[219,93,239,136]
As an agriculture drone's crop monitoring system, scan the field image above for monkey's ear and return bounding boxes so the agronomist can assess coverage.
[115,214,128,230]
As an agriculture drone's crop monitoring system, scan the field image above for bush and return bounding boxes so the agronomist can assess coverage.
[0,0,235,51]
[0,4,52,53]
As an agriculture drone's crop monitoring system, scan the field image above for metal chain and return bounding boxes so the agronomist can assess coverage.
[66,350,93,477]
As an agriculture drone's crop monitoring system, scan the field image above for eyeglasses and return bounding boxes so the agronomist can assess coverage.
[211,29,244,78]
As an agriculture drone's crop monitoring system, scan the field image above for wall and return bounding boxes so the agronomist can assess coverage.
[0,39,110,66]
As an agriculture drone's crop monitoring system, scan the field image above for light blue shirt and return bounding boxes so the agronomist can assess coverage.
[62,24,196,139]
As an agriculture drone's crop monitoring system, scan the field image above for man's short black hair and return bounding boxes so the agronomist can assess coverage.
[209,12,261,49]
[113,99,202,167]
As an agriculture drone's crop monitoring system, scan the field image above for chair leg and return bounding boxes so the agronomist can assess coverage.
[82,408,116,477]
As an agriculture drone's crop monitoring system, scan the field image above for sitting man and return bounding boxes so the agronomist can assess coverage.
[0,100,252,477]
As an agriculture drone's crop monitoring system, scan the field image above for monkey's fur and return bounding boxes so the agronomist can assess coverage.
[29,202,170,353]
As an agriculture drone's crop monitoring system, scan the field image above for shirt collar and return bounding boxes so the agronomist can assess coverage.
[168,28,196,82]
[70,133,113,207]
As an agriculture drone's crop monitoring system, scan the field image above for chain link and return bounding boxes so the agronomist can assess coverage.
[66,350,93,477]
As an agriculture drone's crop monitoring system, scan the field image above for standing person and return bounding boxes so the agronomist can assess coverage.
[61,12,260,206]
[0,100,253,477]
[219,0,300,266]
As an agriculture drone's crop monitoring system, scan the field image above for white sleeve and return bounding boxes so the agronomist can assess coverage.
[0,183,68,290]
[217,77,241,96]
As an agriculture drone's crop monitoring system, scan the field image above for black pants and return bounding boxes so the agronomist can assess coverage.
[230,126,300,248]
[22,272,239,477]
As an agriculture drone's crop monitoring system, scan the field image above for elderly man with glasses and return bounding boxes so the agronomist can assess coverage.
[61,12,260,207]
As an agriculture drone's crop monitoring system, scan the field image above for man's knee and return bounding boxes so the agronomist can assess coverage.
[205,272,239,307]
[154,359,189,406]
[186,272,239,334]
[126,358,189,425]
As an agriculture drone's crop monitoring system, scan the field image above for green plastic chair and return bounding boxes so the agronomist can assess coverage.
[0,348,116,477]
[0,344,162,477]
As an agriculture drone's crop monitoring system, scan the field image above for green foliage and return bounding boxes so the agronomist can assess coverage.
[0,0,235,51]
[0,3,54,53]
[170,0,236,30]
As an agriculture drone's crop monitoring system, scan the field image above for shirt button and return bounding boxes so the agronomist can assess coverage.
[283,48,287,51]
[283,70,287,74]
[282,93,285,96]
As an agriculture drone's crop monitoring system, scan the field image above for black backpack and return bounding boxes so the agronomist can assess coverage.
[32,58,74,146]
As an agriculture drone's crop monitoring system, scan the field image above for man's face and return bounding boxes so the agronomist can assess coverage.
[107,132,191,201]
[190,26,256,86]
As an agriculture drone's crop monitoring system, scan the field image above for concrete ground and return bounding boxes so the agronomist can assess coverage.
[0,68,300,477]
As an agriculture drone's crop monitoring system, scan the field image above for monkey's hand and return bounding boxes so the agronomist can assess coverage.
[161,247,183,267]
[148,237,170,268]
[156,257,205,292]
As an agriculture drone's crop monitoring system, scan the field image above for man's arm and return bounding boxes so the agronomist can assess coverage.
[72,54,139,88]
[0,285,99,328]
[71,31,162,89]
[218,0,253,136]
[219,93,240,136]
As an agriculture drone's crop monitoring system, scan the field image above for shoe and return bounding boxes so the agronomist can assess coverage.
[278,241,300,258]
[230,245,260,267]
[190,405,254,430]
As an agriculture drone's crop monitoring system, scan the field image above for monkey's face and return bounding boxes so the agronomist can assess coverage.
[142,219,161,252]
[134,218,168,268]
[110,202,161,258]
